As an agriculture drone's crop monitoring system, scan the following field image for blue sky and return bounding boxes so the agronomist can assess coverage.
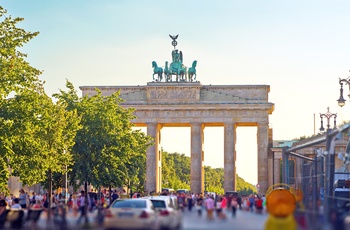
[2,0,350,185]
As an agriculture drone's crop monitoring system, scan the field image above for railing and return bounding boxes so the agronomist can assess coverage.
[282,123,350,229]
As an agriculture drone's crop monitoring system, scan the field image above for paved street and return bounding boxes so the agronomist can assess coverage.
[12,207,268,230]
[181,209,268,230]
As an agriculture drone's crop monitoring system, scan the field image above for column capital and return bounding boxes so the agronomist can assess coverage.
[224,122,236,126]
[257,122,269,127]
[190,122,202,126]
[146,122,158,126]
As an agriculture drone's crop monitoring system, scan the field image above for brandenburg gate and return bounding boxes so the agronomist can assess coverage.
[80,35,274,194]
[80,83,274,194]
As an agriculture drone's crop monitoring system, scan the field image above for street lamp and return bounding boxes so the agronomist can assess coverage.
[337,74,350,107]
[319,107,337,132]
[319,106,337,225]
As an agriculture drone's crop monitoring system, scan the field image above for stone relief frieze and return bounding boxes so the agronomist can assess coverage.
[148,87,199,101]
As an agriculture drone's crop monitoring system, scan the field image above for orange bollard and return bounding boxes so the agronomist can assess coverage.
[264,183,298,230]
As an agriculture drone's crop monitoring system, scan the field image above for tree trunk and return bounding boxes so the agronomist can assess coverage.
[46,170,53,228]
[97,187,103,225]
[109,185,112,206]
[84,181,88,224]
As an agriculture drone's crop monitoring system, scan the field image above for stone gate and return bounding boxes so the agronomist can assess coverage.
[80,82,274,194]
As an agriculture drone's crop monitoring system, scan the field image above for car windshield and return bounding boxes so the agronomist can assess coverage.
[111,200,147,208]
[177,190,188,194]
[150,200,166,208]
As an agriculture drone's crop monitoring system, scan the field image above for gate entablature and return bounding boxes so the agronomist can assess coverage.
[80,83,274,127]
[80,82,274,108]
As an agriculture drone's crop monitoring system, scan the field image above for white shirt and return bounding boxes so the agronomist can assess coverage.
[79,196,85,207]
[216,201,222,209]
[11,204,21,209]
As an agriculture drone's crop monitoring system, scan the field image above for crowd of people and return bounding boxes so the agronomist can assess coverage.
[159,189,267,221]
[0,187,267,228]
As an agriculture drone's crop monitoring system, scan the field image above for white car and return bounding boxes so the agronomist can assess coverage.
[104,198,159,230]
[146,196,182,230]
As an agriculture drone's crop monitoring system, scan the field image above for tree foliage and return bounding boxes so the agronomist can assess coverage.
[2,90,80,187]
[0,6,41,98]
[54,81,152,190]
[161,151,191,190]
[0,7,81,195]
[0,7,80,193]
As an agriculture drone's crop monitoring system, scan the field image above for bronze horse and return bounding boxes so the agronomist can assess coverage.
[188,60,197,82]
[152,61,163,82]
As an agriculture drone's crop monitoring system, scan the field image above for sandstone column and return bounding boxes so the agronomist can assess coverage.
[224,122,236,192]
[191,123,204,194]
[273,157,281,184]
[257,122,269,194]
[146,123,160,194]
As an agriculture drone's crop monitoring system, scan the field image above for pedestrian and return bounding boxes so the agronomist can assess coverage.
[76,190,86,224]
[216,197,222,218]
[255,196,263,214]
[12,198,22,209]
[18,189,28,209]
[237,195,242,210]
[0,199,7,228]
[204,195,215,221]
[30,192,36,205]
[231,197,238,217]
[249,194,255,212]
[187,194,193,211]
[196,194,203,217]
[178,193,185,211]
[262,195,266,213]
[72,194,78,216]
[220,196,227,219]
[111,190,119,204]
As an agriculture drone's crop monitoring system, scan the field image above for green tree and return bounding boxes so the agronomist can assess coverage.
[236,176,257,196]
[54,81,152,190]
[161,151,191,190]
[3,90,80,186]
[0,6,41,98]
[0,7,80,195]
[0,6,42,192]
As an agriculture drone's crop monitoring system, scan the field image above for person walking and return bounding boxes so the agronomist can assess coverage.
[12,198,22,209]
[187,194,193,212]
[76,191,86,224]
[231,197,238,217]
[249,194,255,212]
[18,189,27,209]
[220,196,227,219]
[0,199,7,228]
[111,190,119,204]
[237,195,242,210]
[255,195,263,214]
[216,197,222,219]
[196,194,203,217]
[204,195,215,221]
